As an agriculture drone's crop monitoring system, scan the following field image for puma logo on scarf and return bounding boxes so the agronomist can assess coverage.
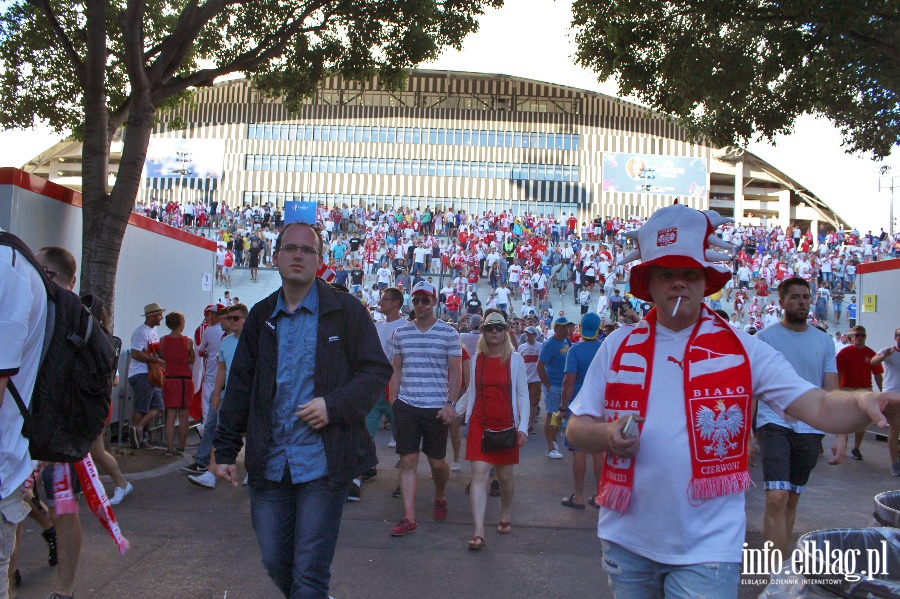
[599,305,752,513]
[667,356,684,370]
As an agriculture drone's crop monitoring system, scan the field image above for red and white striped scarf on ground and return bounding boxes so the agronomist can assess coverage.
[598,304,753,513]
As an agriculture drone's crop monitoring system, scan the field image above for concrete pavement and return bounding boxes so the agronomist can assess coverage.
[13,422,899,598]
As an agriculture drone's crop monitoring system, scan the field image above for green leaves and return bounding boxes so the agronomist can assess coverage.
[572,0,900,159]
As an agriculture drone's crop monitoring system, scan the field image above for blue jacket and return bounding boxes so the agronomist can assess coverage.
[215,278,393,489]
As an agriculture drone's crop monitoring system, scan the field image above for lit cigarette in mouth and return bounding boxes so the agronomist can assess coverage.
[672,297,682,317]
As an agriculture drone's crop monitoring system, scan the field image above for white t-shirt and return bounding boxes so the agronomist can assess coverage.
[413,246,429,264]
[570,323,814,565]
[375,317,407,363]
[199,324,224,379]
[495,287,511,305]
[0,246,48,499]
[517,341,543,383]
[508,265,521,283]
[128,323,160,377]
[878,346,900,392]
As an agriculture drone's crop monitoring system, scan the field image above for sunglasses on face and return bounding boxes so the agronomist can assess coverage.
[225,315,244,321]
[411,297,432,305]
[483,324,508,333]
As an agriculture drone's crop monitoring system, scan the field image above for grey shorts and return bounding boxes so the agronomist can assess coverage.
[130,373,165,414]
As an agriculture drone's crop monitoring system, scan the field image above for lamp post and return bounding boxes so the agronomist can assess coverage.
[878,172,899,237]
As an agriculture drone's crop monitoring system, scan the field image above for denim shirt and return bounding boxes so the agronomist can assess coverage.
[265,284,328,484]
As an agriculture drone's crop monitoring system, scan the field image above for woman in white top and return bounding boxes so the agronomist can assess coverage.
[455,310,529,550]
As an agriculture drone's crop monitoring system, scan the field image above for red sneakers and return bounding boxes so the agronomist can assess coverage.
[390,518,418,536]
[433,498,448,521]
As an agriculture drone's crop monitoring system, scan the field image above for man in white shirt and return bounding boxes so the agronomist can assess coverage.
[128,303,167,448]
[0,234,48,599]
[872,328,900,476]
[566,205,900,597]
[517,326,544,433]
[494,283,511,314]
[198,305,226,422]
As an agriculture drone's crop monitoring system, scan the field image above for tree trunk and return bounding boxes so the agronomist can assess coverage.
[81,92,155,331]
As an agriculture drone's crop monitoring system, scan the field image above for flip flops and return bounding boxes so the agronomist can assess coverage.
[497,521,511,534]
[468,535,485,550]
[561,493,586,509]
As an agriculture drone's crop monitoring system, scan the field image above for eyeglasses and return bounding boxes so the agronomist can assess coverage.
[279,244,320,256]
[225,315,245,321]
[411,297,432,305]
[483,324,508,333]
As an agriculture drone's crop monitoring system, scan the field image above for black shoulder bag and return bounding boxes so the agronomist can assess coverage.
[480,355,517,452]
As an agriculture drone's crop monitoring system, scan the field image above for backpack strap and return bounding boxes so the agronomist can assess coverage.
[6,379,33,427]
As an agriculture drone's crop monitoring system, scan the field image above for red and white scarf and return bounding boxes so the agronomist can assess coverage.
[598,304,753,513]
[52,456,130,555]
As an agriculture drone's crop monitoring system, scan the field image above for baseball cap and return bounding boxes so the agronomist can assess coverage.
[524,326,539,335]
[469,315,483,330]
[411,281,436,297]
[580,312,602,340]
[553,316,570,327]
[204,303,226,315]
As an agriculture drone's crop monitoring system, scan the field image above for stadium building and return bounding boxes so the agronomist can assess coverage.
[23,70,848,231]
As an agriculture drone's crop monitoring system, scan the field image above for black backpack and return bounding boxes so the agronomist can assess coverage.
[0,233,117,463]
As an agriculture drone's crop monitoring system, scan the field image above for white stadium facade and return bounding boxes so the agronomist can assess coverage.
[23,69,848,231]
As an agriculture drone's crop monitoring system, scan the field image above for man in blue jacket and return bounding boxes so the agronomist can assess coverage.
[213,222,392,598]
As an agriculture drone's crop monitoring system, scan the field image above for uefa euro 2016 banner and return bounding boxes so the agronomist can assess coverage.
[143,138,227,179]
[602,153,708,198]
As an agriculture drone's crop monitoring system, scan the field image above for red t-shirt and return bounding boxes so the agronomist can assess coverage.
[836,345,883,388]
[445,295,461,312]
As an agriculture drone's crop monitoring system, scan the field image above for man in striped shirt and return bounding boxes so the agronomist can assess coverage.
[388,281,462,537]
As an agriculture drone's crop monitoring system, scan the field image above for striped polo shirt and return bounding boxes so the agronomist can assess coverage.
[392,319,462,408]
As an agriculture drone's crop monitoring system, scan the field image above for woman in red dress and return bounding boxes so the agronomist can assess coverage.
[158,312,195,455]
[455,309,530,550]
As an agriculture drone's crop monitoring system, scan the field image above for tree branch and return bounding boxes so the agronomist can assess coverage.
[26,0,87,87]
[118,0,150,94]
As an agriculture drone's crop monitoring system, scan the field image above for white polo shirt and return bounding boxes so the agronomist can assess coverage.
[0,245,48,499]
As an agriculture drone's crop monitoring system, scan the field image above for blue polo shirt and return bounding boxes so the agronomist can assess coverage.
[265,284,328,484]
[538,335,571,388]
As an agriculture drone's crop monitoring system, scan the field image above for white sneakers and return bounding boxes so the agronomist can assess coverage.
[188,471,217,489]
[546,449,564,459]
[388,437,397,448]
[108,482,133,505]
[451,461,461,472]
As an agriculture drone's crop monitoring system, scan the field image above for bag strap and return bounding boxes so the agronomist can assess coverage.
[6,380,32,428]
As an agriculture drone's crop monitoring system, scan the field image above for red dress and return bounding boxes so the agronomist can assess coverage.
[160,335,194,409]
[466,355,519,465]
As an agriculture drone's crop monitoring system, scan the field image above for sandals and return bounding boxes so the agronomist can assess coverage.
[497,521,511,534]
[561,493,586,509]
[588,494,601,509]
[467,535,485,550]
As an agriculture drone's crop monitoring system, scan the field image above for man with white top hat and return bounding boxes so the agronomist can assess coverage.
[566,203,900,598]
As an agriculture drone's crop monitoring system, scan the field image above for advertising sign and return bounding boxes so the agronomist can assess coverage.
[283,201,318,225]
[144,138,226,179]
[602,153,707,198]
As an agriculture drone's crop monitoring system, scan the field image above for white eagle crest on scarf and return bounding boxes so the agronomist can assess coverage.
[695,399,744,459]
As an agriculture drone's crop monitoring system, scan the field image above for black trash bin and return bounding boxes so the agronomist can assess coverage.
[795,528,900,598]
[874,491,900,528]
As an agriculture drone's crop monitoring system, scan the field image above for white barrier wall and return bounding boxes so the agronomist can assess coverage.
[856,260,900,355]
[0,168,215,414]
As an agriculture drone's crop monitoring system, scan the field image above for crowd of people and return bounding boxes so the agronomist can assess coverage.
[4,200,900,599]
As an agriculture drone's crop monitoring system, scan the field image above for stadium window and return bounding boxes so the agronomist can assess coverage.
[529,164,538,180]
[562,135,572,151]
[279,125,289,140]
[487,162,496,178]
[247,124,256,139]
[260,155,271,171]
[514,132,523,148]
[286,156,296,171]
[278,156,287,171]
[487,131,497,147]
[327,157,336,173]
[411,128,421,144]
[478,162,488,178]
[429,128,438,144]
[504,132,514,147]
[460,162,471,177]
[427,160,437,177]
[435,129,446,145]
[537,164,547,180]
[402,160,412,176]
[410,159,421,176]
[454,130,464,145]
[301,156,311,171]
[310,157,321,172]
[478,130,488,146]
[512,164,524,180]
[351,158,361,174]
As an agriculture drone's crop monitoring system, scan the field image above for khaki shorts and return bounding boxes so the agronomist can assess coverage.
[0,485,29,561]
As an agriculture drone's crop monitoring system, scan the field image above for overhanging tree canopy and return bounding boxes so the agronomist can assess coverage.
[0,0,501,322]
[571,0,900,160]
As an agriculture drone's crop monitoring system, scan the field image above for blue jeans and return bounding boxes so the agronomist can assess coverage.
[196,405,218,468]
[600,540,740,599]
[250,474,350,598]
